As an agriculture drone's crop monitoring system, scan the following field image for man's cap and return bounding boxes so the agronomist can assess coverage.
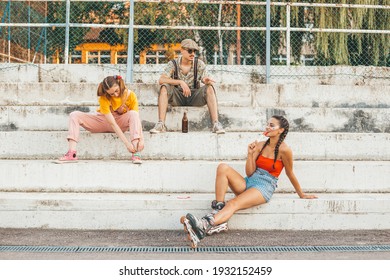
[181,39,199,50]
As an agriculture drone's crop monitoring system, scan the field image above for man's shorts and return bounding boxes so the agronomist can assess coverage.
[159,83,215,106]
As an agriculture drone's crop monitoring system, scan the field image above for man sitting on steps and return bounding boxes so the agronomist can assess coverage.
[150,38,225,134]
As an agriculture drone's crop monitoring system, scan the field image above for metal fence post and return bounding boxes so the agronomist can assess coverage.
[126,0,135,83]
[266,0,271,83]
[44,1,47,64]
[7,0,11,63]
[286,3,291,66]
[28,2,30,62]
[64,0,70,64]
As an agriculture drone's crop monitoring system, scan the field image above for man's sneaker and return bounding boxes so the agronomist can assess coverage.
[150,121,167,134]
[56,150,78,163]
[132,152,142,164]
[212,121,225,134]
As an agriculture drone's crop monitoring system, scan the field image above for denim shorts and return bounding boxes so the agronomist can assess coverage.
[245,168,278,202]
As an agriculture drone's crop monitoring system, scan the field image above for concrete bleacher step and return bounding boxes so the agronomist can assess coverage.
[1,82,389,133]
[1,66,388,231]
[1,160,389,194]
[1,82,389,108]
[2,105,389,133]
[0,192,389,230]
[1,131,389,161]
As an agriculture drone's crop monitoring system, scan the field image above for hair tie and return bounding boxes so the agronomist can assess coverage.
[114,75,122,80]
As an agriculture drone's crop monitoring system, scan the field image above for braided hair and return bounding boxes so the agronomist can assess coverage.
[259,115,290,169]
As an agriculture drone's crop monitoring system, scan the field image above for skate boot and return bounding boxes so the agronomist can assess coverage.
[206,222,228,235]
[206,200,229,236]
[180,213,214,248]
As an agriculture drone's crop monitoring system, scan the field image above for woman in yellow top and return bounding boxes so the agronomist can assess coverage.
[58,75,144,164]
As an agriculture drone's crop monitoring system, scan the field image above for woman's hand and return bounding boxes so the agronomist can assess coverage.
[138,139,145,152]
[126,142,136,153]
[300,194,318,199]
[116,105,128,115]
[248,140,258,155]
[131,139,144,152]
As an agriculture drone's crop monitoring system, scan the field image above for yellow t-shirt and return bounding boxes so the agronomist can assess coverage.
[97,89,139,114]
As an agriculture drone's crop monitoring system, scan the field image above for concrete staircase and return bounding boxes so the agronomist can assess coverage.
[0,64,389,230]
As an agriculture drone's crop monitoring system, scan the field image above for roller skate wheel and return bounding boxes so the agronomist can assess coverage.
[190,241,197,249]
[180,216,186,224]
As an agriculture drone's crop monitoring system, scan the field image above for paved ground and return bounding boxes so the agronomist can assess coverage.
[0,229,389,260]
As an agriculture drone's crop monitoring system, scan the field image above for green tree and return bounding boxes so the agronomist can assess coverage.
[310,0,389,66]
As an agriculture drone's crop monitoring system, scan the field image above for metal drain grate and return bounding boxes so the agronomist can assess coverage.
[1,245,390,253]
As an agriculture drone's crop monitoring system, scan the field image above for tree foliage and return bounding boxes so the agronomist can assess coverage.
[46,1,117,61]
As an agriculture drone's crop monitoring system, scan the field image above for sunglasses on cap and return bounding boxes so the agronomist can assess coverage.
[183,48,197,54]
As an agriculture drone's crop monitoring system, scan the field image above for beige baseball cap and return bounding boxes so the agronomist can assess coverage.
[181,39,199,50]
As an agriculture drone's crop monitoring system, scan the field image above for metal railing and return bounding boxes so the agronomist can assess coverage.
[0,0,389,83]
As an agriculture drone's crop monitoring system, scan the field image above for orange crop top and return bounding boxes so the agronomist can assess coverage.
[256,155,284,177]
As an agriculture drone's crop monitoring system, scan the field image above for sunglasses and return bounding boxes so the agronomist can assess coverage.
[184,48,197,54]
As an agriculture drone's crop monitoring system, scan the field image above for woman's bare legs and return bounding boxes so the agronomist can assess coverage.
[215,163,246,202]
[214,188,266,225]
[181,164,266,247]
[213,163,267,225]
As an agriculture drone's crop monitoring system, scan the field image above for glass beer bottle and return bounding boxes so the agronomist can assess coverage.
[182,112,188,133]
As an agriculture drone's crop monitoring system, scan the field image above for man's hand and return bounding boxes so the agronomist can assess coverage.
[202,77,215,85]
[180,80,191,97]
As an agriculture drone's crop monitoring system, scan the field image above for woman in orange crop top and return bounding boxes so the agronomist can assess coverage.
[181,115,317,248]
[56,75,144,164]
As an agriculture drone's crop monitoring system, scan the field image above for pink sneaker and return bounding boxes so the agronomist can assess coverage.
[56,150,78,163]
[131,153,142,164]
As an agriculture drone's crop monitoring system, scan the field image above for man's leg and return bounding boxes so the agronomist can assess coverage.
[189,85,225,133]
[189,85,218,122]
[205,85,218,123]
[150,85,171,134]
[158,85,169,122]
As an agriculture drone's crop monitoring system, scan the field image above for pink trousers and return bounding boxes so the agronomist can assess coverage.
[67,110,142,143]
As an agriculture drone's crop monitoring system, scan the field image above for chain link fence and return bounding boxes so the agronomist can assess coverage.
[0,0,389,82]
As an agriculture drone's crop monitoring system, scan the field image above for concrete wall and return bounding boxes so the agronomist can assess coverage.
[0,63,389,85]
